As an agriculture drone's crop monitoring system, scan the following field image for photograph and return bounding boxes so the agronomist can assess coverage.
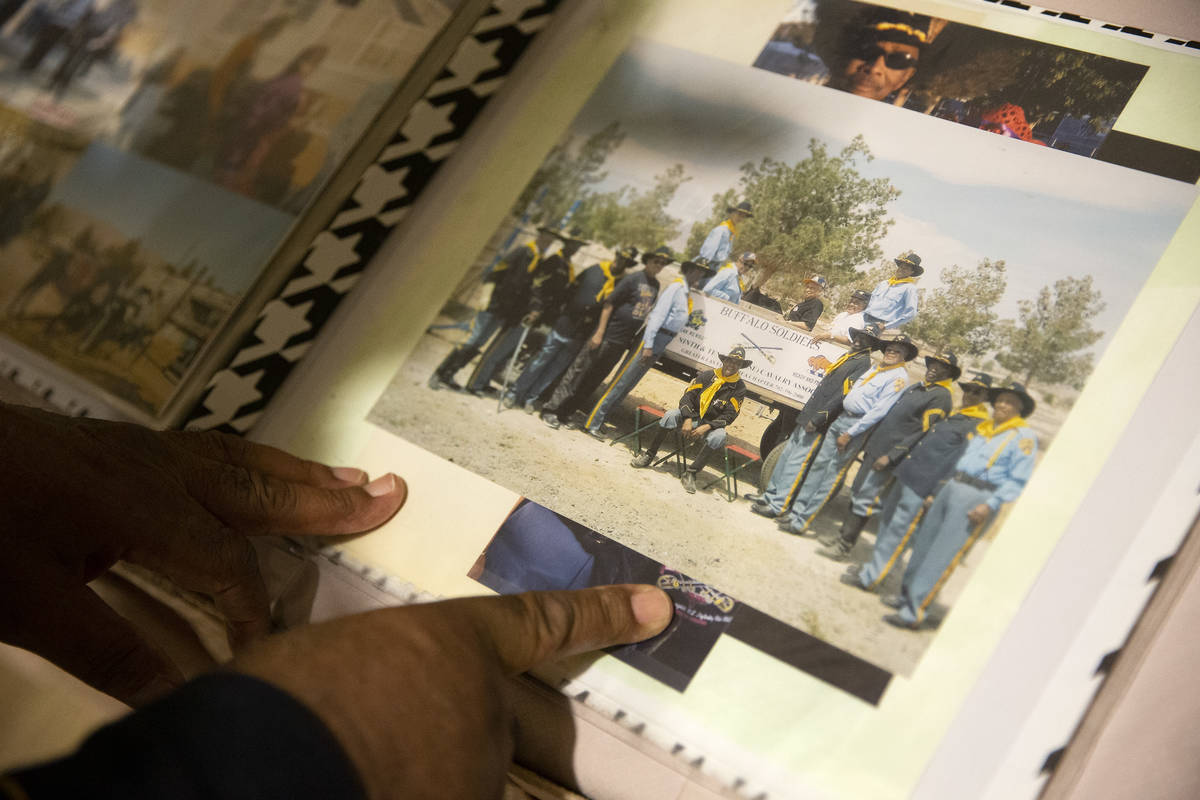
[0,141,292,412]
[753,0,1148,162]
[368,38,1194,679]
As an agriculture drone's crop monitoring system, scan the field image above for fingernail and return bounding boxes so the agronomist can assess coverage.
[332,467,368,485]
[364,473,398,497]
[630,586,674,630]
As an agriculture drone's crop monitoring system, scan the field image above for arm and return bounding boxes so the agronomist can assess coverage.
[888,393,951,463]
[845,377,907,438]
[642,283,678,348]
[590,303,615,347]
[986,433,1038,511]
[678,375,706,420]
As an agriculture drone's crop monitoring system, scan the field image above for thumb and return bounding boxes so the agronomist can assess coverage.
[454,585,674,675]
[4,580,184,707]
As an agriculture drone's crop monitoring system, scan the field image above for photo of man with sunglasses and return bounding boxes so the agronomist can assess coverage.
[827,8,933,103]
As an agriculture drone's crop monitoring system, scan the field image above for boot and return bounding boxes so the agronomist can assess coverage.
[639,424,670,463]
[430,346,476,390]
[687,445,715,475]
[818,511,868,561]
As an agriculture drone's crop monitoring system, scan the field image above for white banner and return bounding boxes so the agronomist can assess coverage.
[664,293,850,407]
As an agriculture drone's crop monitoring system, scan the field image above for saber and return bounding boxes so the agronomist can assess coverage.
[498,325,532,412]
[740,333,781,364]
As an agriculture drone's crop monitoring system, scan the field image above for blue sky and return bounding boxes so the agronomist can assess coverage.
[49,144,295,295]
[566,41,1195,344]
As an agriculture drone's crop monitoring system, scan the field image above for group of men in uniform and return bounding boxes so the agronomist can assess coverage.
[429,211,1038,633]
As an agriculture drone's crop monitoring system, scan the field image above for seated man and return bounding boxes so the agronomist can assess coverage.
[784,275,827,331]
[702,251,756,305]
[813,289,871,346]
[863,251,922,331]
[629,345,751,494]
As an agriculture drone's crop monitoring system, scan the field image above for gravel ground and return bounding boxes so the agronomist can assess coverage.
[367,318,1013,677]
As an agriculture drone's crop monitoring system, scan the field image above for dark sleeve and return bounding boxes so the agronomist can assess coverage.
[888,389,953,463]
[798,299,823,329]
[5,674,365,800]
[679,371,711,419]
[811,356,869,430]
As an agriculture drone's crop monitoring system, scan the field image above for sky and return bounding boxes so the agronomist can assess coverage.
[49,143,295,295]
[564,41,1196,347]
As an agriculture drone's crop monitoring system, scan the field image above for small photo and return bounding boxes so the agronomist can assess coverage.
[754,0,1147,161]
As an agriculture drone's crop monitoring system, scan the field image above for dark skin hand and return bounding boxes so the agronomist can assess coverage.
[0,403,407,706]
[234,585,672,800]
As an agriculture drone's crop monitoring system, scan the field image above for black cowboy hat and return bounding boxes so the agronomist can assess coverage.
[847,322,884,349]
[850,8,934,51]
[642,245,675,265]
[718,344,753,369]
[614,245,639,262]
[988,381,1036,417]
[679,259,713,282]
[850,289,872,305]
[924,351,962,380]
[958,372,993,394]
[537,226,587,248]
[726,200,753,217]
[866,332,919,361]
[893,251,924,276]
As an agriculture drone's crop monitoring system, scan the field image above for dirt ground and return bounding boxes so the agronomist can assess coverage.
[368,313,1017,677]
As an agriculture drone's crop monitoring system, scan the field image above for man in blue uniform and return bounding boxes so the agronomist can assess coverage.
[697,201,752,267]
[774,334,916,535]
[863,251,922,330]
[702,251,756,304]
[818,350,959,561]
[749,323,881,519]
[630,346,750,494]
[839,373,993,591]
[428,229,555,391]
[885,382,1039,629]
[540,247,671,429]
[584,260,709,439]
[503,246,637,411]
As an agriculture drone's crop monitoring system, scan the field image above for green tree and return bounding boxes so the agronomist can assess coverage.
[685,136,898,299]
[515,122,626,227]
[572,164,690,251]
[995,275,1105,389]
[906,258,1007,356]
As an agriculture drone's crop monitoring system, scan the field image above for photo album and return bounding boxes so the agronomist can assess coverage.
[3,0,1199,798]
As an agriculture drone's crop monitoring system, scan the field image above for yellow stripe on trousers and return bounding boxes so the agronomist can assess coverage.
[585,347,641,429]
[867,503,925,590]
[781,433,824,510]
[916,517,989,621]
[795,451,856,532]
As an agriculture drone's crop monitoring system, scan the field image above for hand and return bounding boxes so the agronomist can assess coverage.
[234,586,673,800]
[836,433,851,452]
[640,347,654,363]
[966,503,992,525]
[0,404,407,707]
[691,423,712,440]
[812,332,829,343]
[680,417,694,435]
[588,333,603,349]
[804,421,818,434]
[923,495,934,509]
[873,455,890,471]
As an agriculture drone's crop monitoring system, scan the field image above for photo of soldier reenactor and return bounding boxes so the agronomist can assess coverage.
[884,381,1038,629]
[825,8,932,103]
[630,345,751,494]
[774,332,917,535]
[696,200,752,267]
[583,260,710,439]
[465,228,586,396]
[863,250,922,330]
[818,350,959,561]
[540,246,672,430]
[503,245,638,411]
[702,250,756,305]
[427,229,556,391]
[749,323,881,519]
[784,274,827,331]
[840,373,993,593]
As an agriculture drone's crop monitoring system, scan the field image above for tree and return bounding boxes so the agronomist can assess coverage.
[514,122,626,227]
[572,164,690,251]
[995,275,1105,389]
[906,258,1007,356]
[684,136,898,300]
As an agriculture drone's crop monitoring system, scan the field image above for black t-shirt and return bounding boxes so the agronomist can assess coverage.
[553,263,614,338]
[786,297,824,328]
[603,270,660,345]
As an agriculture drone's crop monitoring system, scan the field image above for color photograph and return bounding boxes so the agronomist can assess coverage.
[369,39,1193,678]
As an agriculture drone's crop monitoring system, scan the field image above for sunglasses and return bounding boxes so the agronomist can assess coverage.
[850,45,918,70]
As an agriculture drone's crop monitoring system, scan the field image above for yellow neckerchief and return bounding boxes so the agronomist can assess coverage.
[887,276,915,286]
[857,361,907,385]
[976,415,1028,469]
[672,276,693,314]
[699,369,739,418]
[721,217,737,235]
[525,241,541,273]
[827,346,868,375]
[738,275,747,292]
[925,378,954,391]
[955,403,990,422]
[594,261,615,302]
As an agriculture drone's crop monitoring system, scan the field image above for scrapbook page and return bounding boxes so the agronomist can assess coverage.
[243,0,1200,797]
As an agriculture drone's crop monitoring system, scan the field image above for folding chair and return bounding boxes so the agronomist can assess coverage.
[611,404,685,475]
[700,443,762,502]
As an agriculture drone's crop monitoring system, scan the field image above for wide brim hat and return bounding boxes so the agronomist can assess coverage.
[537,226,587,248]
[850,8,934,51]
[642,245,675,265]
[957,372,993,394]
[850,289,872,304]
[679,259,713,283]
[876,333,919,361]
[847,323,884,350]
[718,344,753,369]
[924,352,961,380]
[987,381,1036,417]
[893,251,924,276]
[726,200,753,217]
